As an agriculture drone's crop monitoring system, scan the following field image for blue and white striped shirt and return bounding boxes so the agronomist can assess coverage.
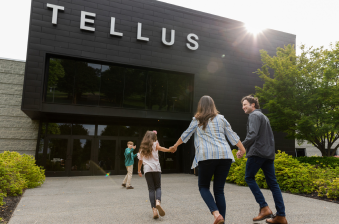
[181,114,240,169]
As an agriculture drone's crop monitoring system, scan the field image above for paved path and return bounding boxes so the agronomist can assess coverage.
[9,174,339,224]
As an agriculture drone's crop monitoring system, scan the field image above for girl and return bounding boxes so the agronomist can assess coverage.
[137,130,174,219]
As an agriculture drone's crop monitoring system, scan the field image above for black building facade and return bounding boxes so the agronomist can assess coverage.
[23,0,296,176]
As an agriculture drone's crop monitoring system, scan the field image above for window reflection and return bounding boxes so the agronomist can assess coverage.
[36,138,45,167]
[46,58,75,104]
[98,140,116,170]
[146,71,168,111]
[46,57,193,113]
[98,125,119,136]
[47,123,72,135]
[45,139,67,171]
[100,65,124,107]
[167,74,192,112]
[123,69,147,109]
[74,62,101,106]
[72,124,95,135]
[119,126,139,137]
[72,139,91,171]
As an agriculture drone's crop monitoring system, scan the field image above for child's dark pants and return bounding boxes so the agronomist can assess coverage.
[145,172,161,208]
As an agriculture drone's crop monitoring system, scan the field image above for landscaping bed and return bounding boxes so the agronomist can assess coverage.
[0,151,45,223]
[0,194,22,223]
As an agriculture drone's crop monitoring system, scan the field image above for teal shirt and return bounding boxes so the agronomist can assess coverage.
[124,148,137,167]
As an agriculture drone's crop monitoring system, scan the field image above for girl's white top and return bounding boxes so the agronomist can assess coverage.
[137,140,161,174]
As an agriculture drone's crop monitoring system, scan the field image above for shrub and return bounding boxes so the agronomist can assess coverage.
[296,156,339,168]
[225,150,339,199]
[0,151,45,206]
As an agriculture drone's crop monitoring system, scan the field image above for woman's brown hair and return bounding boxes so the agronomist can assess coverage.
[139,131,157,158]
[194,95,219,131]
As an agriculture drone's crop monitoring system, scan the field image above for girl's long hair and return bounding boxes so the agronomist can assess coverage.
[194,95,219,131]
[139,131,157,158]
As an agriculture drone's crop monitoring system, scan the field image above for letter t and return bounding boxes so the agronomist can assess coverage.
[47,3,65,25]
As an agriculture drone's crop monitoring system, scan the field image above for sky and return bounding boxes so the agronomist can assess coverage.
[0,0,338,61]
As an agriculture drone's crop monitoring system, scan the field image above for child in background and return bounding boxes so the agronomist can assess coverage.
[137,130,175,219]
[122,141,137,189]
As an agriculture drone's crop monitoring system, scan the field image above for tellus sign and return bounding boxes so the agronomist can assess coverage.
[47,3,200,50]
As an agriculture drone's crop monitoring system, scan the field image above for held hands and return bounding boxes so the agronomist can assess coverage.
[236,150,245,159]
[169,146,177,153]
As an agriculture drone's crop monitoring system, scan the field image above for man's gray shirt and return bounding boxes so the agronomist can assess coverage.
[242,109,275,160]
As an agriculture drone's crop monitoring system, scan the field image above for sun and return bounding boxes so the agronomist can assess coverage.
[245,22,266,34]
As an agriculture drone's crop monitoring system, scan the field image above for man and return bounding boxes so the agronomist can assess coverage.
[237,95,288,224]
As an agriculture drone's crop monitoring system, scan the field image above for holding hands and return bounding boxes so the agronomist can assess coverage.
[169,146,177,153]
[236,150,245,159]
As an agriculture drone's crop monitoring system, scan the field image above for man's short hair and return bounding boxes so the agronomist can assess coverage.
[241,95,260,109]
[127,141,134,145]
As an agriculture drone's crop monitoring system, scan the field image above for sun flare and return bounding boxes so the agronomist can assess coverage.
[245,23,266,34]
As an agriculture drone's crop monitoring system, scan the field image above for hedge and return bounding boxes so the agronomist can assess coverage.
[225,150,339,199]
[296,156,339,168]
[0,151,45,207]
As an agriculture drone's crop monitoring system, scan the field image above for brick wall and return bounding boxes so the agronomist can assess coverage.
[0,58,39,156]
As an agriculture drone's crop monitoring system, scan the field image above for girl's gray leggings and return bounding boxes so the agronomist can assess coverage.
[145,172,161,208]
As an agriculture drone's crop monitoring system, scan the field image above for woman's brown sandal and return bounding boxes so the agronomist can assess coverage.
[156,200,165,216]
[152,208,159,219]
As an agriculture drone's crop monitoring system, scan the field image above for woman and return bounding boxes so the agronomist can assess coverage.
[171,95,246,224]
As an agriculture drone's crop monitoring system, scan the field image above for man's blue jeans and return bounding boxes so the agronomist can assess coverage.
[245,156,286,217]
[198,159,232,220]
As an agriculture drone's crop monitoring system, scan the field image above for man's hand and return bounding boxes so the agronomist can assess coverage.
[236,150,244,159]
[138,171,142,177]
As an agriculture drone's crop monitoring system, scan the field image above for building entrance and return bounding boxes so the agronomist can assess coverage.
[37,122,188,177]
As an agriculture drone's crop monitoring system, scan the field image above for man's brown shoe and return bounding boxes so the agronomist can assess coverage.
[266,215,288,224]
[126,186,134,189]
[253,206,273,221]
[213,214,224,224]
[122,184,126,187]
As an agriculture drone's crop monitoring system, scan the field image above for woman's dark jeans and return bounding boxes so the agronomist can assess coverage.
[198,159,232,219]
[145,172,161,208]
[245,156,286,217]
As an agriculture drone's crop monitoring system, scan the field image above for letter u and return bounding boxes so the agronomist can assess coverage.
[162,28,175,46]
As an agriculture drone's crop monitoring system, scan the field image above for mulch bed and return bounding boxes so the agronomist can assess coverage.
[0,193,23,224]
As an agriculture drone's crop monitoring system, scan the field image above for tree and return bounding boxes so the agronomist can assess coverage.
[255,43,339,156]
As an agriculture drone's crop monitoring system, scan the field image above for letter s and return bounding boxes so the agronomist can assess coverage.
[186,33,199,50]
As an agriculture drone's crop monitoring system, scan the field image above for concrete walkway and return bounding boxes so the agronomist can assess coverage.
[9,174,339,224]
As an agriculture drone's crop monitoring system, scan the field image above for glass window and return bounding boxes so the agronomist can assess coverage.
[98,140,116,171]
[46,58,75,104]
[72,124,95,135]
[74,62,101,106]
[119,126,139,137]
[146,71,168,111]
[36,138,45,167]
[46,56,193,113]
[97,125,119,136]
[100,65,124,107]
[167,73,193,112]
[45,138,67,172]
[47,123,72,135]
[123,68,147,109]
[72,139,92,171]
